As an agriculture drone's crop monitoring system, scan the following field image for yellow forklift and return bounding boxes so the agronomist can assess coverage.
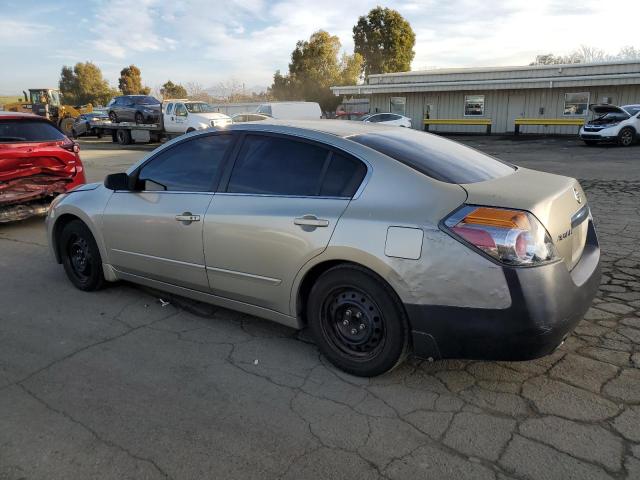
[4,88,92,135]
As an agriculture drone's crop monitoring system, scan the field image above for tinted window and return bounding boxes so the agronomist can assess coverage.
[0,120,66,142]
[320,153,367,197]
[227,135,328,196]
[350,129,515,184]
[138,134,232,191]
[166,103,174,114]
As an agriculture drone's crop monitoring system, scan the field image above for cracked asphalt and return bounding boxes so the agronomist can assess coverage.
[1,135,639,479]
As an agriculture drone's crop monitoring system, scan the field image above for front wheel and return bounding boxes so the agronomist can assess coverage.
[109,111,118,123]
[60,220,105,291]
[307,265,410,377]
[618,127,635,147]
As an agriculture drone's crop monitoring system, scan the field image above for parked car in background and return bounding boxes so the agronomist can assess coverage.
[72,109,110,138]
[580,104,640,146]
[1,112,85,222]
[47,120,599,377]
[107,95,162,124]
[255,102,322,120]
[163,101,231,133]
[231,113,270,123]
[336,112,369,121]
[358,113,412,127]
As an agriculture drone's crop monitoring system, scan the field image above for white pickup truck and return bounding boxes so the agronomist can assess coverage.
[163,100,231,133]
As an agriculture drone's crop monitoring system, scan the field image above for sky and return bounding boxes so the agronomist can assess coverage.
[2,0,640,95]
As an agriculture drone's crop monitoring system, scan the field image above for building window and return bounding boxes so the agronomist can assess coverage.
[563,93,590,116]
[464,95,485,116]
[390,97,406,115]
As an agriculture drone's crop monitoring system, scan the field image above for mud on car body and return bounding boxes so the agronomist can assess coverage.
[0,112,86,222]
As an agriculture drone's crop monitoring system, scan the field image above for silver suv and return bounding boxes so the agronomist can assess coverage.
[47,121,601,376]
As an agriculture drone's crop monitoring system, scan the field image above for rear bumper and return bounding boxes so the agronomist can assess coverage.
[408,220,601,361]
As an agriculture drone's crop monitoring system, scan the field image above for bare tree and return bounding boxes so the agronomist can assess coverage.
[185,82,210,102]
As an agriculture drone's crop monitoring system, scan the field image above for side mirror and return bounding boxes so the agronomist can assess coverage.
[104,172,132,191]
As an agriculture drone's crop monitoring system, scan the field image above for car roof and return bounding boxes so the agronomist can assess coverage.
[0,111,46,120]
[227,119,406,138]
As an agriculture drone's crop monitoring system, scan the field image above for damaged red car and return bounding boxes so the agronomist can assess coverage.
[0,112,86,222]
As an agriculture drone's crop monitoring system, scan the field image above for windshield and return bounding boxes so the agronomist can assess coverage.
[350,129,515,184]
[185,102,216,113]
[623,105,640,116]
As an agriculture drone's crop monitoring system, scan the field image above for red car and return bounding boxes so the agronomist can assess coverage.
[0,112,86,222]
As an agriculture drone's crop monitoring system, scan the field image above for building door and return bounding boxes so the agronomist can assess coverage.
[506,95,525,132]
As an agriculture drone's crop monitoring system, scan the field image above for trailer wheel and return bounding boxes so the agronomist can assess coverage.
[116,129,132,145]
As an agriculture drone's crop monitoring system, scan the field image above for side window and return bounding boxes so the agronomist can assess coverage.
[227,135,329,196]
[175,103,187,116]
[320,153,367,198]
[137,134,233,192]
[367,114,381,123]
[166,103,174,115]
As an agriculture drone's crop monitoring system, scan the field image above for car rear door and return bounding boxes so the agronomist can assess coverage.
[203,133,367,314]
[102,133,235,291]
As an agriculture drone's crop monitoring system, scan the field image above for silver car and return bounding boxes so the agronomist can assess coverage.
[47,121,601,376]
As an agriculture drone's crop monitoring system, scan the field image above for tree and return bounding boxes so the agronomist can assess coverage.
[160,80,187,99]
[530,44,640,66]
[118,65,150,95]
[185,82,210,102]
[353,7,415,76]
[270,30,363,112]
[58,62,118,106]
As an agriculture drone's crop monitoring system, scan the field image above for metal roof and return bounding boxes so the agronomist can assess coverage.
[332,60,640,95]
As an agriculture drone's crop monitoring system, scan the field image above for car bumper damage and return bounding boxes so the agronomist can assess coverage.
[0,174,71,222]
[408,220,601,361]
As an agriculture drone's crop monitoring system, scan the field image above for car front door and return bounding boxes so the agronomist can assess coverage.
[203,133,367,314]
[173,103,189,132]
[102,133,235,291]
[163,103,179,132]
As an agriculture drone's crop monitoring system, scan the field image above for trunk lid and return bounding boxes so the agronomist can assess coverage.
[461,167,588,270]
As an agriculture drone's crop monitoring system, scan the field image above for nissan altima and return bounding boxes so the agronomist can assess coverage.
[46,121,600,376]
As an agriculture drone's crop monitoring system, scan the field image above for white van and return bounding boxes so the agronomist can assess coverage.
[255,102,322,120]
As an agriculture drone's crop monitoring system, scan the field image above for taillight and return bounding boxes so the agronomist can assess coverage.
[443,206,559,266]
[61,140,80,154]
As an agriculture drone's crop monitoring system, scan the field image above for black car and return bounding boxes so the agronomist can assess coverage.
[71,109,110,138]
[107,95,161,124]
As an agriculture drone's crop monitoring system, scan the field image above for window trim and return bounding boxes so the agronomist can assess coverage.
[218,131,370,200]
[463,94,486,117]
[563,92,590,117]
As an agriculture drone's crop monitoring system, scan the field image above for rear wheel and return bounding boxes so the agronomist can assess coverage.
[307,265,410,377]
[618,127,635,147]
[60,220,105,291]
[116,129,132,145]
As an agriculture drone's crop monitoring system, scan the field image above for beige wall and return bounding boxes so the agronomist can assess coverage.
[369,85,640,134]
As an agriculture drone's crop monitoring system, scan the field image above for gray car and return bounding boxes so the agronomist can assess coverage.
[46,120,601,376]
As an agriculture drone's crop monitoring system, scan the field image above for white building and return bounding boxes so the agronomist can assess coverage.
[331,60,640,134]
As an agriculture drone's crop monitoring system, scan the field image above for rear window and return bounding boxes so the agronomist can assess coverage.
[0,120,66,143]
[349,129,514,184]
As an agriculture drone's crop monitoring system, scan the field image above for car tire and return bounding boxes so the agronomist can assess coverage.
[186,127,195,133]
[60,220,105,291]
[109,111,118,123]
[116,129,132,145]
[618,127,635,147]
[583,140,598,146]
[307,264,410,377]
[135,112,144,124]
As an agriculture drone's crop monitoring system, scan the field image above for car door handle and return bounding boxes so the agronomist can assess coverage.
[294,215,329,227]
[175,212,200,223]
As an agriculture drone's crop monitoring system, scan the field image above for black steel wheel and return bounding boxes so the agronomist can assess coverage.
[618,127,635,147]
[60,220,105,291]
[307,264,410,377]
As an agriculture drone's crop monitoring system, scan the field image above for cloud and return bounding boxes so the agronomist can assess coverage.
[0,19,54,45]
